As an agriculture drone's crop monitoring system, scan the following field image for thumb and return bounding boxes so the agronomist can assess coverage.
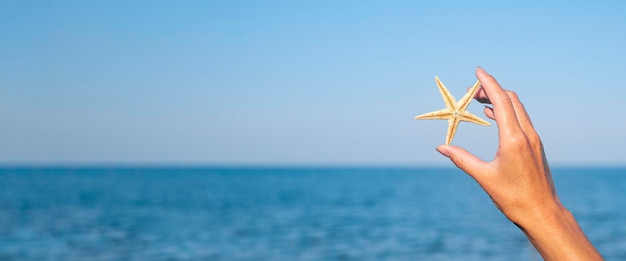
[436,145,488,179]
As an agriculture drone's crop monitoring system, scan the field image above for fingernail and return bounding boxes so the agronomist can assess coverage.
[436,145,450,157]
[477,66,486,73]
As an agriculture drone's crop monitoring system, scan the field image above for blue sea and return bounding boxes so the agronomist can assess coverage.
[0,167,625,260]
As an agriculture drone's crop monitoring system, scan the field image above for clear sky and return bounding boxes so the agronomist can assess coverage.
[2,1,626,166]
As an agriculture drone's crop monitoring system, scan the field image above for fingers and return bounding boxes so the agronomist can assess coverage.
[476,67,523,138]
[506,91,535,132]
[473,87,491,104]
[437,145,490,181]
[470,76,533,135]
[480,87,538,141]
[484,106,495,120]
[506,91,542,152]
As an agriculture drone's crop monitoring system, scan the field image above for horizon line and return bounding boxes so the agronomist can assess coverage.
[1,163,626,169]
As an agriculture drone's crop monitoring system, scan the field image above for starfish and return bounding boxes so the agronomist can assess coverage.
[414,76,491,145]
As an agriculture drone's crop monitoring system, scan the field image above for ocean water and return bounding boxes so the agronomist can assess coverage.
[0,167,624,260]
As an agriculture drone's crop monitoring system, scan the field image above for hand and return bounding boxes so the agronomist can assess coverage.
[435,67,602,260]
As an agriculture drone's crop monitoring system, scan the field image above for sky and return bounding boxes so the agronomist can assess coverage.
[1,1,626,166]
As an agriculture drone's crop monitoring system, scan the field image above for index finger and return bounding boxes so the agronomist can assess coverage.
[476,67,522,137]
[471,87,490,104]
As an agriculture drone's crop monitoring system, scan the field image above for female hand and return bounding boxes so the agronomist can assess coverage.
[435,67,602,261]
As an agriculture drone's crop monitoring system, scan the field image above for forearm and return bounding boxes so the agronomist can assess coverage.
[515,203,603,261]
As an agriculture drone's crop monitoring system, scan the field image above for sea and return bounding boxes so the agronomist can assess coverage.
[0,167,624,260]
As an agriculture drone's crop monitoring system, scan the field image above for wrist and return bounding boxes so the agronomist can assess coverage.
[512,202,603,260]
[512,199,567,231]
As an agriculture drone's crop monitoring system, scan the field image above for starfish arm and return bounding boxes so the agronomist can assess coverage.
[460,111,492,126]
[414,109,453,120]
[446,117,461,145]
[457,80,481,111]
[435,76,456,110]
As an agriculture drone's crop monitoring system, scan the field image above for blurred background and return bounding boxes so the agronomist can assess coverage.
[2,0,626,166]
[1,1,626,260]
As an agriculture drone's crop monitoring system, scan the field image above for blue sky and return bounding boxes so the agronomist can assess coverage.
[1,1,626,165]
